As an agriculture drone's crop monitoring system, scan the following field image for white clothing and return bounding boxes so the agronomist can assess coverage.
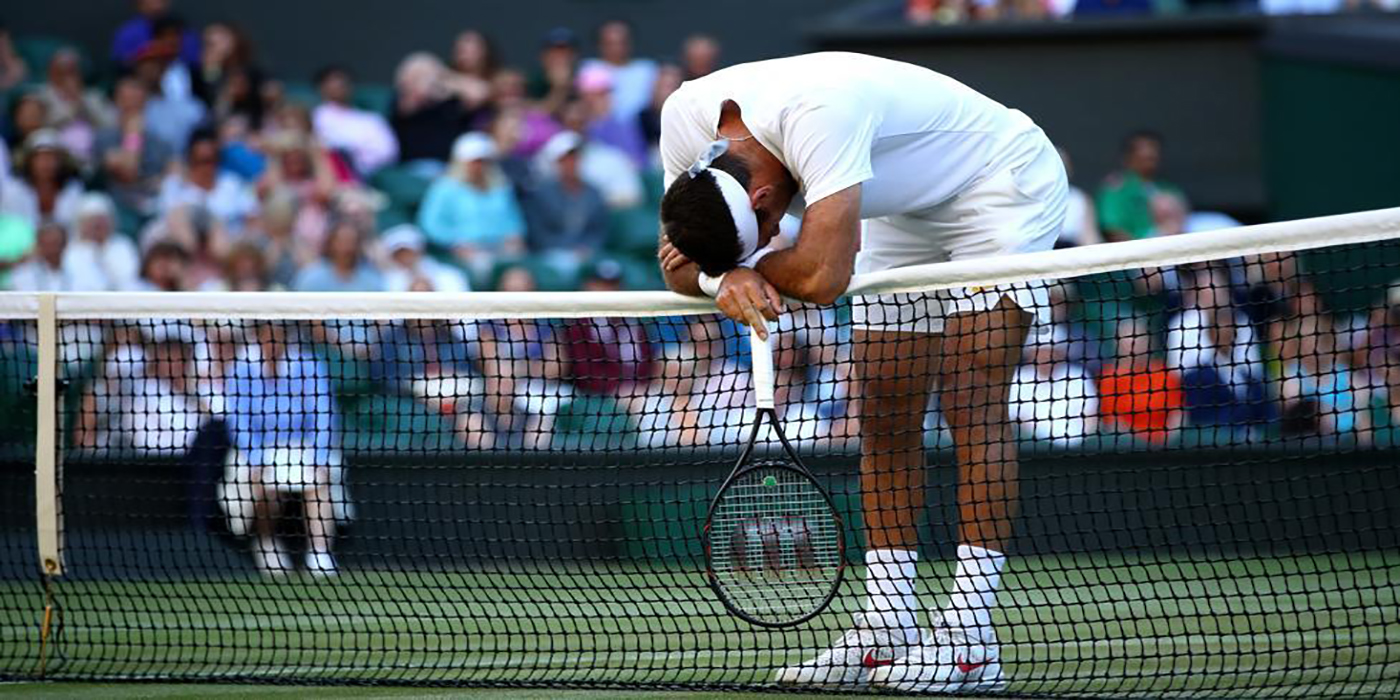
[383,258,470,293]
[1166,308,1266,392]
[659,53,1067,333]
[157,173,258,233]
[661,52,1058,215]
[1061,186,1102,246]
[0,180,84,229]
[90,345,204,456]
[7,259,80,291]
[62,236,141,291]
[312,103,399,175]
[1009,362,1098,447]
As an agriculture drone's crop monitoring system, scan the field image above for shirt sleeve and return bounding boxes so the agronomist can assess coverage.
[659,95,694,191]
[780,93,880,207]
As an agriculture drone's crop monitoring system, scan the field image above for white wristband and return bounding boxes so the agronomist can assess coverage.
[697,271,726,297]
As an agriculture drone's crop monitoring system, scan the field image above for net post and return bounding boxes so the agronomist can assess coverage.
[34,293,64,578]
[750,322,775,410]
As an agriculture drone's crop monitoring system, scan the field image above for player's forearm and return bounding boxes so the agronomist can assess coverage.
[663,261,705,297]
[755,185,862,305]
[753,249,848,306]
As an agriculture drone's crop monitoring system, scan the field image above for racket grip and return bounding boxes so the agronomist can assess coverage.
[750,322,775,410]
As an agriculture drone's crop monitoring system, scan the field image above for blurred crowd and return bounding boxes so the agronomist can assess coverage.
[0,2,720,297]
[902,0,1396,24]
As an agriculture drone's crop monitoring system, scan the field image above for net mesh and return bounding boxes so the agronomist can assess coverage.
[1,217,1399,696]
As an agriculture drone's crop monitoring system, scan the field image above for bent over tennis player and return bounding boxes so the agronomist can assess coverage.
[656,52,1067,693]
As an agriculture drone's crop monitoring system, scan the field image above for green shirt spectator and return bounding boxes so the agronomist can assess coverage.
[0,211,36,289]
[1096,130,1184,242]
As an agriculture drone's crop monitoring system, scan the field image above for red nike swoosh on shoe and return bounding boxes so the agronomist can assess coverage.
[862,650,895,668]
[957,659,989,675]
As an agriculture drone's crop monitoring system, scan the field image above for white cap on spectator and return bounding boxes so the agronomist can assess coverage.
[451,132,497,163]
[538,131,584,165]
[75,192,116,223]
[382,224,426,254]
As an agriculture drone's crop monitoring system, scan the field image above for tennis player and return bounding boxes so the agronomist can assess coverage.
[657,52,1067,692]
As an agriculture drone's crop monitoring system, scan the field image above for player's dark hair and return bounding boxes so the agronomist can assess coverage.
[1121,130,1164,154]
[660,154,751,276]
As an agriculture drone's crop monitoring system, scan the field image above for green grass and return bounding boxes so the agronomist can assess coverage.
[2,552,1398,698]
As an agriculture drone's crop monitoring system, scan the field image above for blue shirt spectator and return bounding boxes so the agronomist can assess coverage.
[526,132,610,258]
[292,220,384,292]
[418,133,525,274]
[224,330,338,471]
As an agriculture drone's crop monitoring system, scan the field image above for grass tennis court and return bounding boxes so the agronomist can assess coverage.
[4,551,1396,697]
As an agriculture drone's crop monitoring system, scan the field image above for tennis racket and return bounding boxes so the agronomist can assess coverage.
[703,321,846,627]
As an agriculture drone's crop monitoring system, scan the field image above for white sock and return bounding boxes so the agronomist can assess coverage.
[944,544,1006,635]
[864,549,921,645]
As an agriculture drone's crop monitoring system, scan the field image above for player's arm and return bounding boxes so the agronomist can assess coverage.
[659,232,704,297]
[751,184,861,305]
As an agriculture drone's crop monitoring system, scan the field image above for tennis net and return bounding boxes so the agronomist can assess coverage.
[1,208,1398,696]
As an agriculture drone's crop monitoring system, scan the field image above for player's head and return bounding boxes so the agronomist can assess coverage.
[660,140,787,276]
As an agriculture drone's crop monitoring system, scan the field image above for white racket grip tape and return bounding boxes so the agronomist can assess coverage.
[750,322,776,410]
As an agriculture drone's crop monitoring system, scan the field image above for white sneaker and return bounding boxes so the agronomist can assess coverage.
[870,612,1007,693]
[305,551,338,577]
[774,612,924,687]
[254,540,292,578]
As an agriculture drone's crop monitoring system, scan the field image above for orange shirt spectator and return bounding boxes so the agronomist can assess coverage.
[1098,321,1183,445]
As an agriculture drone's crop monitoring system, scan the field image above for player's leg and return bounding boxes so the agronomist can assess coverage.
[249,470,292,576]
[937,294,1030,639]
[776,307,941,686]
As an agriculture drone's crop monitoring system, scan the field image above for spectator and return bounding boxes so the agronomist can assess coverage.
[93,76,175,219]
[1276,283,1370,441]
[1009,343,1100,448]
[449,29,499,89]
[7,223,76,291]
[136,239,191,291]
[391,53,474,170]
[1166,265,1273,429]
[2,129,85,229]
[525,132,610,273]
[311,65,398,176]
[417,132,526,276]
[1098,318,1184,445]
[217,241,273,291]
[130,46,206,154]
[579,20,657,121]
[157,129,257,234]
[225,321,343,576]
[62,193,141,291]
[380,224,469,293]
[639,63,684,159]
[1046,284,1107,375]
[681,34,721,80]
[193,22,266,128]
[478,68,563,159]
[576,65,647,167]
[527,28,580,116]
[111,0,201,67]
[36,49,116,169]
[563,258,656,396]
[1056,147,1102,248]
[1096,131,1186,242]
[258,129,339,250]
[0,180,36,288]
[548,98,643,209]
[4,93,48,153]
[476,263,571,449]
[73,322,209,460]
[292,219,384,292]
[253,191,313,288]
[139,204,227,290]
[0,24,29,91]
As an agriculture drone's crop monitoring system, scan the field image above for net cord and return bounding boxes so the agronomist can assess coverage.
[0,208,1394,321]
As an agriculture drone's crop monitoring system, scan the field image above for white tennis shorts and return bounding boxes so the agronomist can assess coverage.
[852,133,1068,335]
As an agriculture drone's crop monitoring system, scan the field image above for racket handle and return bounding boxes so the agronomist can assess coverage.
[750,322,775,410]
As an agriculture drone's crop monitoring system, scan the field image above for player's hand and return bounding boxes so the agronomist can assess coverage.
[657,235,691,272]
[716,268,782,339]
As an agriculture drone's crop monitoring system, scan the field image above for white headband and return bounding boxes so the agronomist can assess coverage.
[687,140,759,262]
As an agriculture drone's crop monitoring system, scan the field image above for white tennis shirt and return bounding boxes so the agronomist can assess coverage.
[660,52,1046,219]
